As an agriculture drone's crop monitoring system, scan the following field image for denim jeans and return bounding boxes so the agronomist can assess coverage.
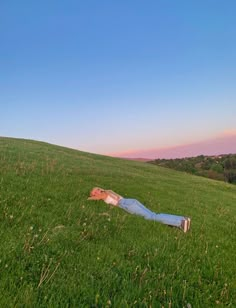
[118,198,185,227]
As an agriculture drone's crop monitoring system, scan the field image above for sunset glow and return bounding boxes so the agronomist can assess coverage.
[110,132,236,159]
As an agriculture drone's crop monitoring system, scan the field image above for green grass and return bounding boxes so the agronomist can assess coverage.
[0,137,236,307]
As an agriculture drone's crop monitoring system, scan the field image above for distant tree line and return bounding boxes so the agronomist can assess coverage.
[148,154,236,184]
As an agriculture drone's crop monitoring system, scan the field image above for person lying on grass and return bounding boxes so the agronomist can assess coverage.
[88,187,191,232]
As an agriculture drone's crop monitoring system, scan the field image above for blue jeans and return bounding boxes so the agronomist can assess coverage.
[118,198,185,227]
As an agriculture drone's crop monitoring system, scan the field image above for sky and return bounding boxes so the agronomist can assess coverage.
[1,0,236,159]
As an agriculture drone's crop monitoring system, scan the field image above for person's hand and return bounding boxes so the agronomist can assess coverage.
[87,196,103,200]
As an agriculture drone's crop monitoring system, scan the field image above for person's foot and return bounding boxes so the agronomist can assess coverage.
[181,217,191,232]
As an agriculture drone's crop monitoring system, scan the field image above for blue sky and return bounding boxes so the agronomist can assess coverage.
[1,1,236,157]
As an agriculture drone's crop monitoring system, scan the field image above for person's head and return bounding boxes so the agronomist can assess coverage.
[90,187,105,197]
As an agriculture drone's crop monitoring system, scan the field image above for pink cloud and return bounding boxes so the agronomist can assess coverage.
[110,132,236,159]
[220,129,236,137]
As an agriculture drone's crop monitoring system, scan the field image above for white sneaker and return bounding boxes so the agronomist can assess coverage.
[181,217,191,232]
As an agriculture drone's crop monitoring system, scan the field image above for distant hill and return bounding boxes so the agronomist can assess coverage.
[148,154,236,184]
[120,157,151,162]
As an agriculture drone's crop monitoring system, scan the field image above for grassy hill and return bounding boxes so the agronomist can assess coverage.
[0,137,236,307]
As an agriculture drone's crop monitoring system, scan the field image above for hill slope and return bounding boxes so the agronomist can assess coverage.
[0,137,236,307]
